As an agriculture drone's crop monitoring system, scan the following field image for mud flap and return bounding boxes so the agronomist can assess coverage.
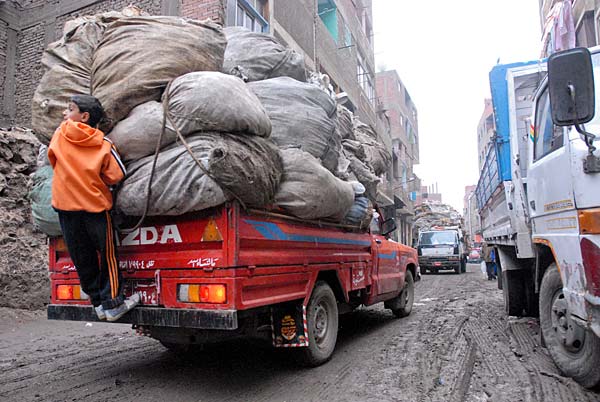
[271,301,308,347]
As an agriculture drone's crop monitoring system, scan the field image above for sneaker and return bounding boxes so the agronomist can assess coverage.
[95,305,106,321]
[105,294,140,322]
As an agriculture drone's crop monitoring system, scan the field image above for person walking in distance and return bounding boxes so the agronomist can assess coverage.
[481,242,497,281]
[48,95,139,322]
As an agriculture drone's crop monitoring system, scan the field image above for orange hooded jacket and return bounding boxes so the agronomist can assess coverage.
[48,119,126,212]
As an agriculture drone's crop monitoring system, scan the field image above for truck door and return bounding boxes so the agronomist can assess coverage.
[528,84,585,318]
[373,235,403,295]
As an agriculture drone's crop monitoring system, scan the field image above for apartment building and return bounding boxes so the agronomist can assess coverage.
[477,98,494,172]
[375,70,420,245]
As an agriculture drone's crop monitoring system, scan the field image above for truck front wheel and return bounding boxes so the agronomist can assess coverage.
[386,271,415,318]
[540,263,600,389]
[297,281,339,367]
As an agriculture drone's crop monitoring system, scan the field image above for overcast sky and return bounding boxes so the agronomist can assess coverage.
[373,1,542,212]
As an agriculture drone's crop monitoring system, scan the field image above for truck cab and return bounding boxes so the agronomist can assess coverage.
[477,47,600,389]
[417,226,466,274]
[527,47,600,389]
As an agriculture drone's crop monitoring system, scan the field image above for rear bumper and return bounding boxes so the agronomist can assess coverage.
[47,304,238,330]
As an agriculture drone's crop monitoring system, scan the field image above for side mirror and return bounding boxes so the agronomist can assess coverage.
[381,218,397,236]
[548,47,595,126]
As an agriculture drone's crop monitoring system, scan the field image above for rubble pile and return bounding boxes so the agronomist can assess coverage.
[0,128,49,309]
[413,201,463,232]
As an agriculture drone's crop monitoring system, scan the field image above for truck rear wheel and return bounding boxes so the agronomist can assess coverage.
[540,263,600,389]
[386,271,414,318]
[502,270,525,316]
[296,281,339,367]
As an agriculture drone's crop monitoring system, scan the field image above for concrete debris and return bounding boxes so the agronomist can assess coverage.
[0,127,49,309]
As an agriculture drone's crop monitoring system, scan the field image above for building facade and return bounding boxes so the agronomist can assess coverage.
[375,70,420,245]
[477,98,494,172]
[463,185,481,248]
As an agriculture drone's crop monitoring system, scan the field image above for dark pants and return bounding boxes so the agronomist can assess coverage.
[486,262,497,280]
[57,210,124,310]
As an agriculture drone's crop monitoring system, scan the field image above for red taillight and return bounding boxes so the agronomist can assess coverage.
[178,284,227,304]
[581,238,600,297]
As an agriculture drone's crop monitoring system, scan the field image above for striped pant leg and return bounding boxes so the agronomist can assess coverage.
[84,211,124,310]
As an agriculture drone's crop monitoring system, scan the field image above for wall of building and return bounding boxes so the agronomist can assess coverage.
[270,0,377,128]
[477,98,494,171]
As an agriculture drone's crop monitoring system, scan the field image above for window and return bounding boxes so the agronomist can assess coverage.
[533,88,564,161]
[357,52,375,104]
[235,0,268,33]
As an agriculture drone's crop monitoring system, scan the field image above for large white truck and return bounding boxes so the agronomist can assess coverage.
[476,47,600,389]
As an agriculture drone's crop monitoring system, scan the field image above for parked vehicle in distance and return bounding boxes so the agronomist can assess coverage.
[467,247,481,263]
[417,226,467,274]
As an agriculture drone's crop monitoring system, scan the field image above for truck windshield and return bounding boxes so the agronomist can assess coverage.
[419,231,457,246]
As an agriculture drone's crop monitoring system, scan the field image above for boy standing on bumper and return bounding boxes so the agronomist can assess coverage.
[48,95,139,322]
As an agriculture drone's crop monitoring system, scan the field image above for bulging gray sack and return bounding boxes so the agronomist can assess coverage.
[108,72,272,162]
[274,149,354,221]
[31,15,109,144]
[28,166,61,236]
[223,26,307,82]
[165,71,272,138]
[249,77,341,173]
[92,16,226,127]
[116,133,282,216]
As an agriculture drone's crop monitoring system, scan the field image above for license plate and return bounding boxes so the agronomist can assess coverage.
[125,281,158,305]
[434,262,442,266]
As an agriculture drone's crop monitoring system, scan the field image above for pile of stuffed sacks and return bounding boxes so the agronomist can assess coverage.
[29,7,390,236]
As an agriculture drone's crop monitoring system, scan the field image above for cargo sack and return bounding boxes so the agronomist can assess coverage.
[116,133,282,216]
[274,149,354,221]
[107,101,176,162]
[336,105,355,140]
[223,27,307,82]
[352,121,392,176]
[248,77,341,173]
[345,152,381,202]
[92,16,226,126]
[28,166,61,236]
[166,72,272,138]
[31,17,107,144]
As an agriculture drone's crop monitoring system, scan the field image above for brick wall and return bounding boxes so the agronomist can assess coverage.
[15,24,45,126]
[55,0,163,39]
[181,0,224,24]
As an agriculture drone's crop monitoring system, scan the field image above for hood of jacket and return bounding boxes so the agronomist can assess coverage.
[59,119,104,147]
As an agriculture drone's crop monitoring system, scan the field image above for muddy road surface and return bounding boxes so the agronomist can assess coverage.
[2,264,599,402]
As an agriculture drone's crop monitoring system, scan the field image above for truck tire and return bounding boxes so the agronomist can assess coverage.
[297,281,339,367]
[540,264,600,389]
[502,270,526,316]
[386,271,415,318]
[460,257,467,273]
[454,263,461,274]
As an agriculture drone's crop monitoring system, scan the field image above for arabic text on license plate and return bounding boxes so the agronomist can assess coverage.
[127,282,158,305]
[434,262,442,266]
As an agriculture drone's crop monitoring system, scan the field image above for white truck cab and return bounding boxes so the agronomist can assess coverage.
[477,46,600,389]
[528,47,600,389]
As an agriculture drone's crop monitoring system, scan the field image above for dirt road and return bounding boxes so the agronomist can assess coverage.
[1,264,599,402]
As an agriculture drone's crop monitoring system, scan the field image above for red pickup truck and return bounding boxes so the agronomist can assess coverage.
[47,202,419,365]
